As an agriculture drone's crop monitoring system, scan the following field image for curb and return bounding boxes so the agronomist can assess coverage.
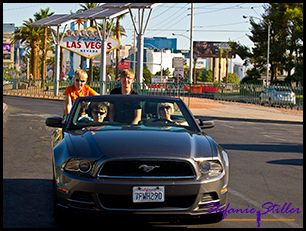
[193,115,303,125]
[3,92,65,101]
[3,103,8,114]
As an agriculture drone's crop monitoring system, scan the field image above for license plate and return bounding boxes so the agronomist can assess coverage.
[133,186,165,203]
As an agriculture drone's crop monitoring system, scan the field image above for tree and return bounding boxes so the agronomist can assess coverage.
[218,47,223,84]
[230,3,303,85]
[240,69,261,84]
[12,18,43,80]
[155,68,171,77]
[79,3,101,84]
[34,8,54,87]
[193,55,197,83]
[96,16,127,79]
[115,13,128,79]
[203,70,213,82]
[223,49,229,84]
[143,65,152,83]
[223,73,240,84]
[196,71,203,82]
[229,40,253,66]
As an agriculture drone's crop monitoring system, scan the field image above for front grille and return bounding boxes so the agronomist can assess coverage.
[99,194,197,209]
[97,160,195,178]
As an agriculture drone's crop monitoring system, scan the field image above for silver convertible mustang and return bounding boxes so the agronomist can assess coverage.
[45,95,229,223]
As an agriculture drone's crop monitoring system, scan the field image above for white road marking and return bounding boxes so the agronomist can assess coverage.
[263,135,286,142]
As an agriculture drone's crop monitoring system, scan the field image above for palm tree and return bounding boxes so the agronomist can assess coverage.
[79,3,101,84]
[224,49,229,84]
[34,8,55,87]
[12,18,43,80]
[96,19,126,78]
[218,47,223,84]
[193,55,197,84]
[115,13,128,79]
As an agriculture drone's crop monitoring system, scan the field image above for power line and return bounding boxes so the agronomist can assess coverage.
[150,3,177,20]
[194,3,246,15]
[194,21,248,28]
[4,3,48,11]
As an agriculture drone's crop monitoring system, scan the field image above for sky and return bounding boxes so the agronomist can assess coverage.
[3,3,266,64]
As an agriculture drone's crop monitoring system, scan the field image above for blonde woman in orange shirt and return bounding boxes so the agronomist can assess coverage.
[63,69,99,120]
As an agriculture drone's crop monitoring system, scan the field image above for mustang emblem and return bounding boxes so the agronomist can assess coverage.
[139,164,160,173]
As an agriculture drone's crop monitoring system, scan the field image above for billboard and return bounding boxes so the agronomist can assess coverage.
[3,53,11,60]
[193,41,235,58]
[151,75,167,83]
[60,27,120,59]
[3,43,11,53]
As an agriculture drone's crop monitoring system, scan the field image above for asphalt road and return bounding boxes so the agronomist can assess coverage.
[3,96,303,228]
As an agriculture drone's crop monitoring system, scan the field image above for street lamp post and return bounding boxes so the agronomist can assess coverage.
[243,15,271,87]
[172,3,194,84]
[189,3,194,84]
[172,33,193,84]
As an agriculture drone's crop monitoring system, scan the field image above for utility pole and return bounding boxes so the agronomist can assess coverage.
[189,3,194,84]
[160,49,163,84]
[133,16,136,76]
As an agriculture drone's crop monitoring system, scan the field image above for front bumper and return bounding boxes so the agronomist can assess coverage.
[54,170,228,217]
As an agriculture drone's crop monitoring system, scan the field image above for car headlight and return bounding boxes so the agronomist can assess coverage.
[194,158,223,177]
[64,159,93,174]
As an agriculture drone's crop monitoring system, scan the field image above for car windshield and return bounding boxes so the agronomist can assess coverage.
[66,96,198,132]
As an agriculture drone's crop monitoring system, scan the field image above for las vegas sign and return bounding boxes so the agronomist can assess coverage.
[60,27,120,59]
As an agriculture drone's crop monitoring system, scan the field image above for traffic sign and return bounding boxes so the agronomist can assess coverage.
[172,57,184,68]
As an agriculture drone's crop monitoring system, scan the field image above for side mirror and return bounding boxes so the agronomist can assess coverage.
[198,118,215,129]
[45,117,63,128]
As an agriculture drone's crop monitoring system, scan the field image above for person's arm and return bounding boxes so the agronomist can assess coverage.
[108,103,115,122]
[131,108,142,125]
[64,95,72,119]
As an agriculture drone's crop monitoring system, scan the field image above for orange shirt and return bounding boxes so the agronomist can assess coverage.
[64,84,97,103]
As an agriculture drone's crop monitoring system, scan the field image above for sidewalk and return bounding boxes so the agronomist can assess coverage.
[3,102,8,114]
[3,95,303,124]
[185,98,303,124]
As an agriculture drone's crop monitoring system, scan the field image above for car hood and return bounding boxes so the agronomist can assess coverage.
[65,127,214,159]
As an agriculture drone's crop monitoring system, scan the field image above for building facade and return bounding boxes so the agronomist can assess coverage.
[144,37,177,50]
[3,23,15,68]
[146,49,185,75]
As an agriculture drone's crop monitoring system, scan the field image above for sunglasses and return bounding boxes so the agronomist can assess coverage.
[160,106,171,110]
[93,111,106,115]
[75,79,86,83]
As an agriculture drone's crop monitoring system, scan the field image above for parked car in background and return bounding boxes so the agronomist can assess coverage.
[45,95,229,224]
[259,86,296,106]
